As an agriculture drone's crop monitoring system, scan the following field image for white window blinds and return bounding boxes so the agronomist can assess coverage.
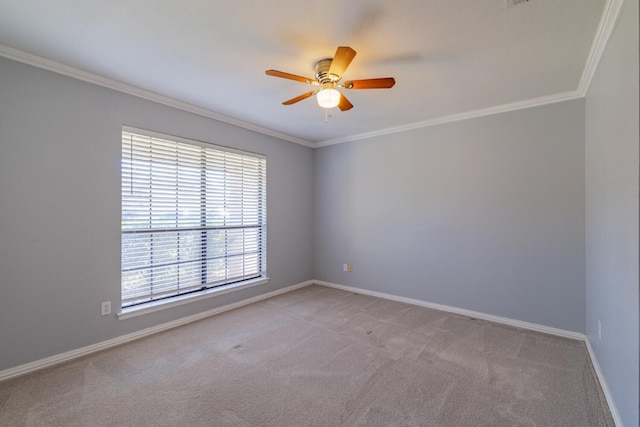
[121,128,266,308]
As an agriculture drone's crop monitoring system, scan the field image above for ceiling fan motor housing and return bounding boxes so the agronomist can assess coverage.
[265,46,394,112]
[315,58,340,85]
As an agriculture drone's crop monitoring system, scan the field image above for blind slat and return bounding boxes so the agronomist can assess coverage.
[121,129,266,308]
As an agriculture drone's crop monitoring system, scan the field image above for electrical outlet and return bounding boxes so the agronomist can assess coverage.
[347,264,353,272]
[101,301,111,316]
[598,320,602,340]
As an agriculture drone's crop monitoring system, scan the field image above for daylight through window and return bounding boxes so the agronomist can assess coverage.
[121,128,266,309]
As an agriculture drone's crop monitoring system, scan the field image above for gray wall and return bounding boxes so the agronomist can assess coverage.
[0,57,314,371]
[585,0,639,425]
[314,99,586,333]
[2,10,637,423]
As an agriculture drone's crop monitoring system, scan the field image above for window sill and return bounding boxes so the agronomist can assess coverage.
[117,277,270,320]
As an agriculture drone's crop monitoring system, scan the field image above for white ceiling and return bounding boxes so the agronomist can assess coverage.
[0,0,609,146]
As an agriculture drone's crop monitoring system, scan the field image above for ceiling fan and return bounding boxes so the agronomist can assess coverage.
[265,46,395,111]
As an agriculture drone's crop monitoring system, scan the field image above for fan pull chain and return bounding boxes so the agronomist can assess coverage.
[324,108,332,123]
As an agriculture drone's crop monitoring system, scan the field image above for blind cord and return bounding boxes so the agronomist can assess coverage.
[129,134,133,195]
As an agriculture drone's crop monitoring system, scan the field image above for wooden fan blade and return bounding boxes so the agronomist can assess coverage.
[328,46,356,79]
[338,93,354,111]
[282,91,318,105]
[266,69,314,84]
[343,77,396,89]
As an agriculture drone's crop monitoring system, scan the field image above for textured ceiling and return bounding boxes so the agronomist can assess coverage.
[0,0,607,145]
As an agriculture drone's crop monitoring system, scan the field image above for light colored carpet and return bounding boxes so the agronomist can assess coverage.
[0,285,613,426]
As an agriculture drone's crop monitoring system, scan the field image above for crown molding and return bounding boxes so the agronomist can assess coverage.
[314,0,624,148]
[0,0,623,150]
[0,44,315,148]
[577,0,625,96]
[315,91,583,147]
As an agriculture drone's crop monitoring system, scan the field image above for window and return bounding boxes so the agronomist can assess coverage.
[121,128,266,311]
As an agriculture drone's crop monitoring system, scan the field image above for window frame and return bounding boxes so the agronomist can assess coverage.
[119,126,268,318]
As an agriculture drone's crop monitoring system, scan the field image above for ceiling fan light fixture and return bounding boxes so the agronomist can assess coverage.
[317,88,341,109]
[266,46,394,113]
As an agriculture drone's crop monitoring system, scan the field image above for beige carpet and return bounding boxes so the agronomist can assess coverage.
[0,285,613,426]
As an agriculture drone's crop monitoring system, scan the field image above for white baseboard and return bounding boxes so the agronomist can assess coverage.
[2,278,622,427]
[314,280,628,424]
[314,280,585,340]
[585,338,624,427]
[0,280,313,383]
